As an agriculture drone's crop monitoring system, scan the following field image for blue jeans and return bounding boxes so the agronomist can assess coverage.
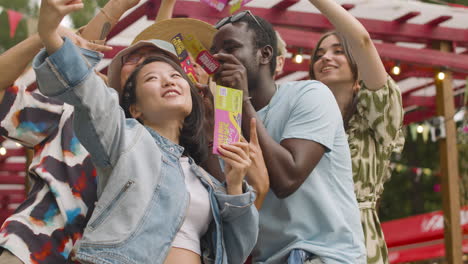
[288,249,324,264]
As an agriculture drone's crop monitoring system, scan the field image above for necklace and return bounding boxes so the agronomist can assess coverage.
[261,84,279,124]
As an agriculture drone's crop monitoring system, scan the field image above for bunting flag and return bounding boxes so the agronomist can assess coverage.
[421,123,430,142]
[7,9,23,38]
[409,124,418,141]
[391,162,436,177]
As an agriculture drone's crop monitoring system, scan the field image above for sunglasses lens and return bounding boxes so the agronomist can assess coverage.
[231,10,247,22]
[215,17,229,29]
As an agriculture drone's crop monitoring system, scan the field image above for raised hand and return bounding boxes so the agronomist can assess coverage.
[213,53,250,100]
[244,118,269,209]
[38,0,84,54]
[217,141,251,195]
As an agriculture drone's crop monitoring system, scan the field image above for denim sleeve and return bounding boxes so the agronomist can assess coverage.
[32,37,128,169]
[214,182,259,264]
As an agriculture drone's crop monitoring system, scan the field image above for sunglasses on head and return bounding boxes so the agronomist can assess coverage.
[214,10,266,33]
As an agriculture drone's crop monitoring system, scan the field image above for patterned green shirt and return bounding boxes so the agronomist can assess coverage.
[347,76,405,264]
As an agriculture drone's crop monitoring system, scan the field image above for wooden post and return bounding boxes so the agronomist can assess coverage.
[433,41,462,264]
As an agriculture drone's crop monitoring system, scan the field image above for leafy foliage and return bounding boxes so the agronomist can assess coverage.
[379,120,468,222]
[0,0,107,52]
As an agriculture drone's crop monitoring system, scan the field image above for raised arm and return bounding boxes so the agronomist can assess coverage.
[79,0,141,41]
[0,35,42,99]
[155,0,177,22]
[308,0,387,89]
[0,0,132,98]
[241,93,328,199]
[35,0,128,169]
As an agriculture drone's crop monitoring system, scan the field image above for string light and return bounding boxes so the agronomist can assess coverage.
[417,124,424,134]
[391,62,401,75]
[293,48,304,64]
[293,53,303,64]
[15,143,21,147]
[0,147,6,156]
[437,71,445,80]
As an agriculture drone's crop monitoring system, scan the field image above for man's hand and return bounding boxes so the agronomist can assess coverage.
[195,81,215,142]
[244,118,269,209]
[213,53,249,100]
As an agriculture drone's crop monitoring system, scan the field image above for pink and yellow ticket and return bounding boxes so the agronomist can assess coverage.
[212,85,243,155]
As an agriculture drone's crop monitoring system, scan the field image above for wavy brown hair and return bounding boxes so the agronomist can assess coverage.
[309,31,359,82]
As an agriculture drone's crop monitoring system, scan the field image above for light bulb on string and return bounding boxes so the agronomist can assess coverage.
[417,124,424,134]
[294,53,303,64]
[437,71,445,80]
[391,62,401,75]
[293,48,304,64]
[0,147,6,156]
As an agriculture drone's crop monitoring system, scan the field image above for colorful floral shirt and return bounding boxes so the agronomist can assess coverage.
[347,76,405,264]
[0,85,97,264]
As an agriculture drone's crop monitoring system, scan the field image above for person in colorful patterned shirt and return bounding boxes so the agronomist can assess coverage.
[307,0,405,263]
[0,1,152,263]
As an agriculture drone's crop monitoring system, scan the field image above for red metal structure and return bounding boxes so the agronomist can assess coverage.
[382,206,468,263]
[0,0,466,261]
[101,0,468,125]
[0,138,26,224]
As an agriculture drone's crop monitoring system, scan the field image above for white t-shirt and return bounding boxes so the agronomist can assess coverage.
[172,157,213,255]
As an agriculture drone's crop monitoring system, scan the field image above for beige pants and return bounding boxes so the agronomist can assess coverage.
[0,250,24,264]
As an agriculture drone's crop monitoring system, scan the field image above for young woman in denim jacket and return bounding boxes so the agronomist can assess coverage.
[32,1,259,264]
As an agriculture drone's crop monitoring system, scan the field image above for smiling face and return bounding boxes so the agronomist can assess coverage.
[311,34,355,89]
[128,60,192,125]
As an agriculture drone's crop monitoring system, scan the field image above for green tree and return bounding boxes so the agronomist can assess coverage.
[379,119,468,222]
[69,0,108,30]
[0,0,108,52]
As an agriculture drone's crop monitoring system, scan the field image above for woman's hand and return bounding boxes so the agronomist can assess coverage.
[244,118,269,209]
[38,0,84,54]
[218,141,251,195]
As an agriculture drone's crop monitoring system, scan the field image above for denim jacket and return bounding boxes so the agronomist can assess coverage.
[33,38,259,264]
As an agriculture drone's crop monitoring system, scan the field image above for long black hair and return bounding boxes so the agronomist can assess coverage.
[121,56,207,164]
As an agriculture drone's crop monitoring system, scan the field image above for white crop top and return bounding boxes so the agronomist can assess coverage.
[172,157,213,255]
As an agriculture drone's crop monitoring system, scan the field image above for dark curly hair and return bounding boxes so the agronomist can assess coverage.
[120,56,207,164]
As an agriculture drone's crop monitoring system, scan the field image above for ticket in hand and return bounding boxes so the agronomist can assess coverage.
[171,33,198,84]
[212,83,243,155]
[182,34,220,75]
[200,0,229,12]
